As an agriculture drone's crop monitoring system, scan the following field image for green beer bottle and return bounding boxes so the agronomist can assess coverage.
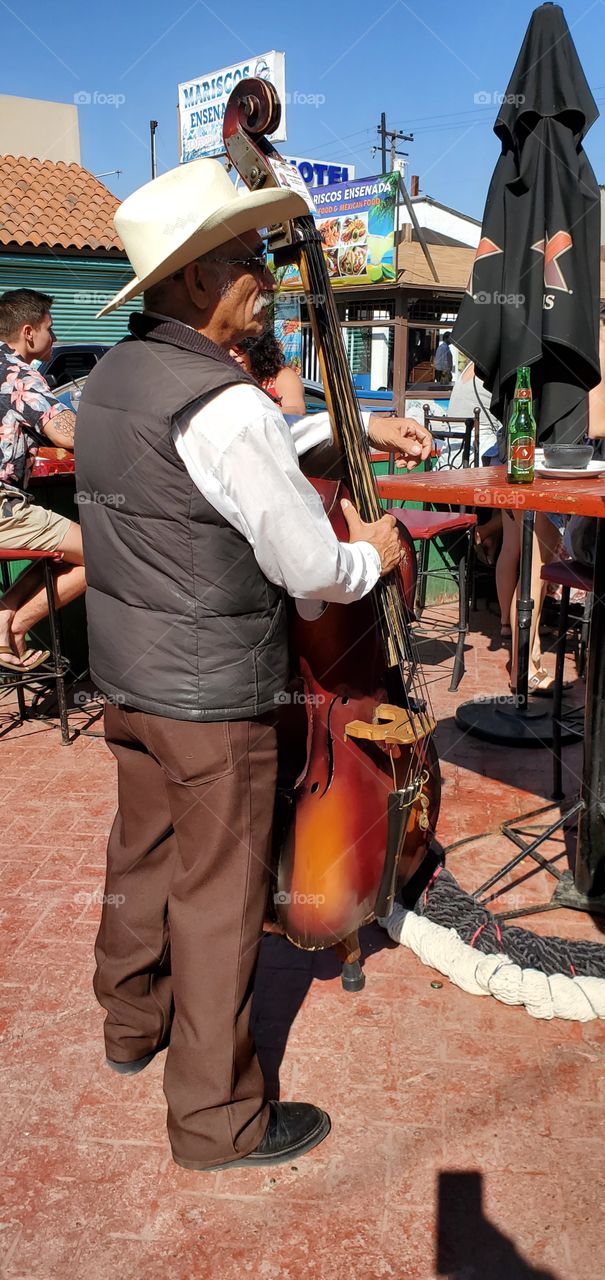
[507,366,536,484]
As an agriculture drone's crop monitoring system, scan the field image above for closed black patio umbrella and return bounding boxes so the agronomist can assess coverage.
[454,4,605,906]
[453,2,601,441]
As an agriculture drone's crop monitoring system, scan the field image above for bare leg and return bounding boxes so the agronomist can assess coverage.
[1,560,46,613]
[495,509,520,631]
[0,524,85,663]
[476,512,502,541]
[11,564,86,653]
[510,511,562,686]
[475,511,503,563]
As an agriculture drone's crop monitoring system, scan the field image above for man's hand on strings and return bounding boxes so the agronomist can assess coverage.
[341,500,403,577]
[367,415,432,470]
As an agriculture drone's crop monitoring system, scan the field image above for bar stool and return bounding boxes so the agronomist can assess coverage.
[390,506,478,691]
[540,558,593,800]
[0,548,70,745]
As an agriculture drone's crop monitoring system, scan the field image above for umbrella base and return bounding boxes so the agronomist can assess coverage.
[455,694,578,747]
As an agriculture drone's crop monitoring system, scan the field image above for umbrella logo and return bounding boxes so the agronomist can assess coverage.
[531,231,573,293]
[466,237,503,297]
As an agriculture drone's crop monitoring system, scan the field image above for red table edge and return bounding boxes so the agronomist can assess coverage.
[376,464,605,519]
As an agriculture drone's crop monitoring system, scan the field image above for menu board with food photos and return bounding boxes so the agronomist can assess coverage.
[274,172,399,290]
[273,295,302,372]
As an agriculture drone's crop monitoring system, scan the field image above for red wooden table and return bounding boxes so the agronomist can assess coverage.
[31,449,75,480]
[377,465,605,907]
[377,463,605,518]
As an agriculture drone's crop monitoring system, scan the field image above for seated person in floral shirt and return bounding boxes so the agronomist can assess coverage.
[0,289,85,670]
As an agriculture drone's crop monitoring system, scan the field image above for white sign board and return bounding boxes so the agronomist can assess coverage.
[178,51,286,162]
[284,156,356,187]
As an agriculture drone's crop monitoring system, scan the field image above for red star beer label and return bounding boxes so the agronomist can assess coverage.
[507,368,536,485]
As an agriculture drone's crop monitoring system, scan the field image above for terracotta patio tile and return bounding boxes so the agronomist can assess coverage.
[1,602,604,1277]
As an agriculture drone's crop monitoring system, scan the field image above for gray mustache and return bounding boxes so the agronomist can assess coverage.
[252,293,272,315]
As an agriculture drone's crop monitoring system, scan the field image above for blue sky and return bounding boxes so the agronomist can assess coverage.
[4,0,605,221]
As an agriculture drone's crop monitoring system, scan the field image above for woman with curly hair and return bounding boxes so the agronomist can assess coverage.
[231,327,306,415]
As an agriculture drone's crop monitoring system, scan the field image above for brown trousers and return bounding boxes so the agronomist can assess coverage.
[95,703,277,1167]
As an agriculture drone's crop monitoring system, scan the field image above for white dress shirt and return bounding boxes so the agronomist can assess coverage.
[171,382,381,608]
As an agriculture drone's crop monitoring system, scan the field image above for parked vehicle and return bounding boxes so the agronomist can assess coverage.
[54,374,328,414]
[38,342,112,389]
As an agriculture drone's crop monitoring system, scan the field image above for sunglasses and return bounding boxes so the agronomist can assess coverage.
[172,247,269,283]
[207,247,268,273]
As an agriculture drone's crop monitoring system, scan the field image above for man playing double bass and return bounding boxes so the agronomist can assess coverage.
[75,158,431,1172]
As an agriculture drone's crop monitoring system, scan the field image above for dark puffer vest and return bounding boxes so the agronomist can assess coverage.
[75,313,288,721]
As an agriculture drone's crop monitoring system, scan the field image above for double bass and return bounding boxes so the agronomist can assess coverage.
[223,81,441,989]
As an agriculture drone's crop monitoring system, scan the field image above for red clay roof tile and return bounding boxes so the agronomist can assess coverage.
[0,154,123,252]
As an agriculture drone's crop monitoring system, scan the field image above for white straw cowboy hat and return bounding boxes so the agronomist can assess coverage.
[98,158,309,316]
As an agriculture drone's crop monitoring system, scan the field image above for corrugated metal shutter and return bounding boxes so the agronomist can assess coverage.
[0,253,141,342]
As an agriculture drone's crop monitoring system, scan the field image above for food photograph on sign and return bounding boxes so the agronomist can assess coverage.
[274,173,399,290]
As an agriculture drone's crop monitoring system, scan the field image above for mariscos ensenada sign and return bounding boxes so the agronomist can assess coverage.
[178,52,286,162]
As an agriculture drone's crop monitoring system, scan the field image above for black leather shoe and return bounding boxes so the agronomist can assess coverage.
[106,1038,169,1075]
[173,1101,331,1171]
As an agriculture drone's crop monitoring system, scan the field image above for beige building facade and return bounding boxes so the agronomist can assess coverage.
[0,95,80,165]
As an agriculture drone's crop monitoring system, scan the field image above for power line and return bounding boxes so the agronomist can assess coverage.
[301,91,605,164]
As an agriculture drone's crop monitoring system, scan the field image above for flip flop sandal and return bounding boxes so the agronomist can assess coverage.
[528,669,575,698]
[0,646,50,672]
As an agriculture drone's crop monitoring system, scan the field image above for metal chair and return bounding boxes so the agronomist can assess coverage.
[423,405,481,472]
[0,548,71,744]
[379,407,480,691]
[416,404,480,610]
[373,436,478,692]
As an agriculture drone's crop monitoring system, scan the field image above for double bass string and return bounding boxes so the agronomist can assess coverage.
[301,230,429,713]
[300,227,437,793]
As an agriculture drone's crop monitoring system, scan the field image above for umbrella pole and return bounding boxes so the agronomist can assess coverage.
[514,510,535,711]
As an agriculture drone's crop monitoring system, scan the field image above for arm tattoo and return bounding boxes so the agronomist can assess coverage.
[46,410,76,446]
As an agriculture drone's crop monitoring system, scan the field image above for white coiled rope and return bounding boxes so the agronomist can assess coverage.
[378,904,605,1021]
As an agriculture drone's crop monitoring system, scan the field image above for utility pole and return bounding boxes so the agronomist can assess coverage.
[150,120,158,179]
[375,116,414,173]
[374,117,438,283]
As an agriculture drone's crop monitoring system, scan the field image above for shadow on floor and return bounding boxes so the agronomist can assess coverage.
[251,921,395,1097]
[435,711,584,800]
[436,1171,560,1279]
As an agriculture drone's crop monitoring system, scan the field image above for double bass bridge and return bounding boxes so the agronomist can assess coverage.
[343,703,435,748]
